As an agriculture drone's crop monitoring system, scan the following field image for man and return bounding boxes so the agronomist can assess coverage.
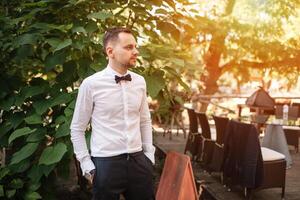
[70,27,155,200]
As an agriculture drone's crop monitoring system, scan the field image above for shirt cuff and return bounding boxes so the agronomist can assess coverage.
[143,145,156,164]
[80,156,95,176]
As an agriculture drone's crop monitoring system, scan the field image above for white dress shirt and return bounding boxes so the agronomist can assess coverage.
[70,66,155,175]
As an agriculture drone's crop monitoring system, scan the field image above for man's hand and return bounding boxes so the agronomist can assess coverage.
[84,169,95,185]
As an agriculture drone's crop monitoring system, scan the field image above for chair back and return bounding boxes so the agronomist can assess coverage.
[223,121,286,198]
[288,106,299,120]
[186,108,198,133]
[196,112,211,139]
[292,102,300,117]
[223,120,264,188]
[156,151,198,200]
[275,105,283,118]
[213,115,229,145]
[275,105,299,120]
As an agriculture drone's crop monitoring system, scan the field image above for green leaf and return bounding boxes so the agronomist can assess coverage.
[0,168,10,179]
[0,185,3,197]
[144,70,165,98]
[68,0,86,5]
[72,26,87,35]
[85,21,98,34]
[0,96,15,111]
[23,86,45,98]
[27,128,46,142]
[27,165,43,183]
[14,34,40,47]
[31,23,72,32]
[42,164,55,177]
[45,38,61,48]
[77,58,92,78]
[169,58,185,67]
[102,3,119,9]
[10,112,24,129]
[15,45,34,61]
[9,178,24,189]
[9,127,36,144]
[56,60,77,85]
[25,191,42,200]
[50,93,72,107]
[73,40,85,50]
[53,39,72,52]
[14,94,26,106]
[0,122,13,139]
[164,66,189,90]
[39,143,67,165]
[11,8,45,24]
[138,47,151,58]
[67,100,76,109]
[157,21,180,41]
[55,122,70,138]
[23,1,47,7]
[44,51,66,71]
[10,143,39,164]
[64,107,73,117]
[33,99,51,115]
[28,183,41,192]
[24,114,43,124]
[27,163,55,183]
[49,23,73,32]
[87,11,113,20]
[55,115,67,125]
[6,189,16,198]
[90,62,104,71]
[9,159,30,173]
[155,8,168,14]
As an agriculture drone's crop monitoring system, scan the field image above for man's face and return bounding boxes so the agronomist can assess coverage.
[108,32,139,69]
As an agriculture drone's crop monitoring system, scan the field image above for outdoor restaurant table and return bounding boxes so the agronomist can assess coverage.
[262,124,294,168]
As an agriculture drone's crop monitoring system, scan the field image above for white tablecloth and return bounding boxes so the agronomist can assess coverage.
[262,124,292,168]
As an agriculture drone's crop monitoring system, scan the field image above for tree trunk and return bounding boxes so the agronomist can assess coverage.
[199,0,236,112]
[199,33,225,112]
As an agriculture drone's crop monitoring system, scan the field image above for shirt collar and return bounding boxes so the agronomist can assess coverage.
[106,65,129,77]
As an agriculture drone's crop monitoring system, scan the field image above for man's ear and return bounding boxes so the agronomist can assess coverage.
[106,46,114,58]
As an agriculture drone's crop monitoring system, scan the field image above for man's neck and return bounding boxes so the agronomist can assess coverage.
[109,61,127,75]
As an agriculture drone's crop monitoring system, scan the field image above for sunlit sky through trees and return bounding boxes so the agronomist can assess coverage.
[179,0,300,40]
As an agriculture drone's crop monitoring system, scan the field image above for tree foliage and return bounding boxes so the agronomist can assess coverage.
[172,0,300,110]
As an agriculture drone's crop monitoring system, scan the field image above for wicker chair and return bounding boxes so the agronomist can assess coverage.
[223,120,286,199]
[284,128,299,152]
[184,108,202,160]
[213,115,229,145]
[208,116,229,181]
[196,112,215,167]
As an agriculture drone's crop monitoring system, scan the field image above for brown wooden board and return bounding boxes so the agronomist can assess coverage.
[156,151,198,200]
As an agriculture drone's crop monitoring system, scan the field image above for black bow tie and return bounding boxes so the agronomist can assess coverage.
[115,74,132,83]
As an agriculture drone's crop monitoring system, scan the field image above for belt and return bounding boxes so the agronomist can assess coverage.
[92,151,144,161]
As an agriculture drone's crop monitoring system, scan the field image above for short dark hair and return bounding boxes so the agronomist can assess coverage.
[103,27,133,55]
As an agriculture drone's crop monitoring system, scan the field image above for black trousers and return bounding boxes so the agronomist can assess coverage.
[92,151,154,200]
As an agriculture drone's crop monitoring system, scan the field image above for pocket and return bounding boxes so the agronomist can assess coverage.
[144,154,153,167]
[92,170,96,186]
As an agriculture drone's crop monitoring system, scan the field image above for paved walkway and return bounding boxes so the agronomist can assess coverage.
[154,130,300,200]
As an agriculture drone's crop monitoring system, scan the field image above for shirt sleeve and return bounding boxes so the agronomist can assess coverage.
[70,79,95,175]
[140,79,156,164]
